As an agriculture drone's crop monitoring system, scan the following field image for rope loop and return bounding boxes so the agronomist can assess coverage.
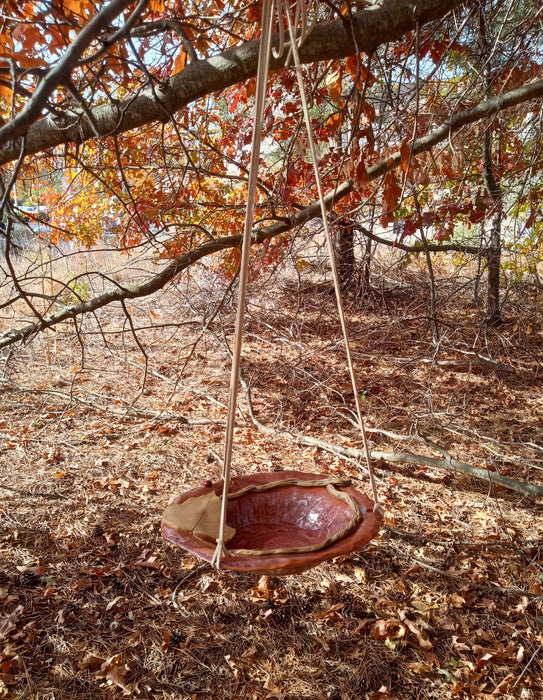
[272,0,320,61]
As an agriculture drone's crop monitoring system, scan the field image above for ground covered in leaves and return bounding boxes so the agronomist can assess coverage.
[1,254,543,699]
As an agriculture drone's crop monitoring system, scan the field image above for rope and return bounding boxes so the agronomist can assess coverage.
[212,0,382,570]
[211,0,275,570]
[272,0,319,62]
[283,4,382,513]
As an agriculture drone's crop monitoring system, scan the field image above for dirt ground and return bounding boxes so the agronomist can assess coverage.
[1,254,542,699]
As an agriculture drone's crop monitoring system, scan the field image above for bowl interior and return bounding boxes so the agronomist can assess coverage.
[226,485,354,550]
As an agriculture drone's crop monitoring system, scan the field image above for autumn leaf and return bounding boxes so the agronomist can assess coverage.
[95,654,138,695]
[352,153,369,191]
[380,171,402,226]
[149,0,165,12]
[325,65,343,103]
[325,111,344,132]
[399,137,412,171]
[0,607,21,640]
[402,617,433,650]
[162,492,236,543]
[246,4,261,22]
[173,46,188,74]
[370,618,406,640]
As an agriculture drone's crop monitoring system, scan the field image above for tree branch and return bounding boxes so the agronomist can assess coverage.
[0,0,136,149]
[0,0,468,165]
[230,354,542,497]
[354,223,480,255]
[2,73,543,349]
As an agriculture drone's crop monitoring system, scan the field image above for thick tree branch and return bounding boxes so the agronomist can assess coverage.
[354,223,480,254]
[0,0,467,165]
[370,80,543,178]
[237,361,543,498]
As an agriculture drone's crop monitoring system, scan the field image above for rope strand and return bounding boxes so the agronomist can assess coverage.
[211,0,275,570]
[213,0,381,572]
[284,2,381,512]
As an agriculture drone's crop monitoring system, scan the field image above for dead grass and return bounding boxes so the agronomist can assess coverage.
[1,254,543,699]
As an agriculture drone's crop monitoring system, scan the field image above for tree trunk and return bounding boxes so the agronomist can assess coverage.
[335,220,357,293]
[485,208,502,326]
[479,7,503,327]
[482,126,503,325]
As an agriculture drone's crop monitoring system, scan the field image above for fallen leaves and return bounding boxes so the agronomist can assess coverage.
[0,607,21,640]
[0,272,542,700]
[79,653,139,695]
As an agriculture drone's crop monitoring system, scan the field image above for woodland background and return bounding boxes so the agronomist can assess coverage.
[0,0,542,698]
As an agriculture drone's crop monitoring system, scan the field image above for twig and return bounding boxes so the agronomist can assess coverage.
[512,643,542,688]
[384,526,543,549]
[171,564,208,609]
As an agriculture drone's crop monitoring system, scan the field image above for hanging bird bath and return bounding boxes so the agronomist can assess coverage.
[162,470,382,576]
[162,1,383,575]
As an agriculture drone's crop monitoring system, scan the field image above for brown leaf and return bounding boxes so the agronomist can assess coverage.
[162,492,236,543]
[161,629,171,652]
[403,617,433,650]
[0,607,22,640]
[399,137,411,170]
[370,618,405,640]
[314,602,344,620]
[95,653,138,695]
[264,675,285,699]
[437,616,457,631]
[78,653,105,670]
[380,171,402,226]
[0,588,18,605]
[241,644,258,660]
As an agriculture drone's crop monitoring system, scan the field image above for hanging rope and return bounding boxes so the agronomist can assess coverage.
[212,0,381,570]
[283,3,382,513]
[211,0,275,570]
[272,0,319,62]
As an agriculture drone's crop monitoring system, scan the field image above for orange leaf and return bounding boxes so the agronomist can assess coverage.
[325,65,343,103]
[173,46,188,73]
[399,137,412,172]
[246,4,261,22]
[353,153,369,191]
[381,170,402,225]
[370,618,406,640]
[326,112,344,132]
[345,55,377,89]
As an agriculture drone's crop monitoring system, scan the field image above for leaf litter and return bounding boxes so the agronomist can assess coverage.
[0,263,542,698]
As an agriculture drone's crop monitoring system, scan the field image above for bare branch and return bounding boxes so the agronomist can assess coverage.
[2,73,542,349]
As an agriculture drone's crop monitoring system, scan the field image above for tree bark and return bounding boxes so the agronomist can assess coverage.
[335,220,357,293]
[479,7,503,326]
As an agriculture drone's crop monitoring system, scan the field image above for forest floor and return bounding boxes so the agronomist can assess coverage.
[1,254,543,699]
